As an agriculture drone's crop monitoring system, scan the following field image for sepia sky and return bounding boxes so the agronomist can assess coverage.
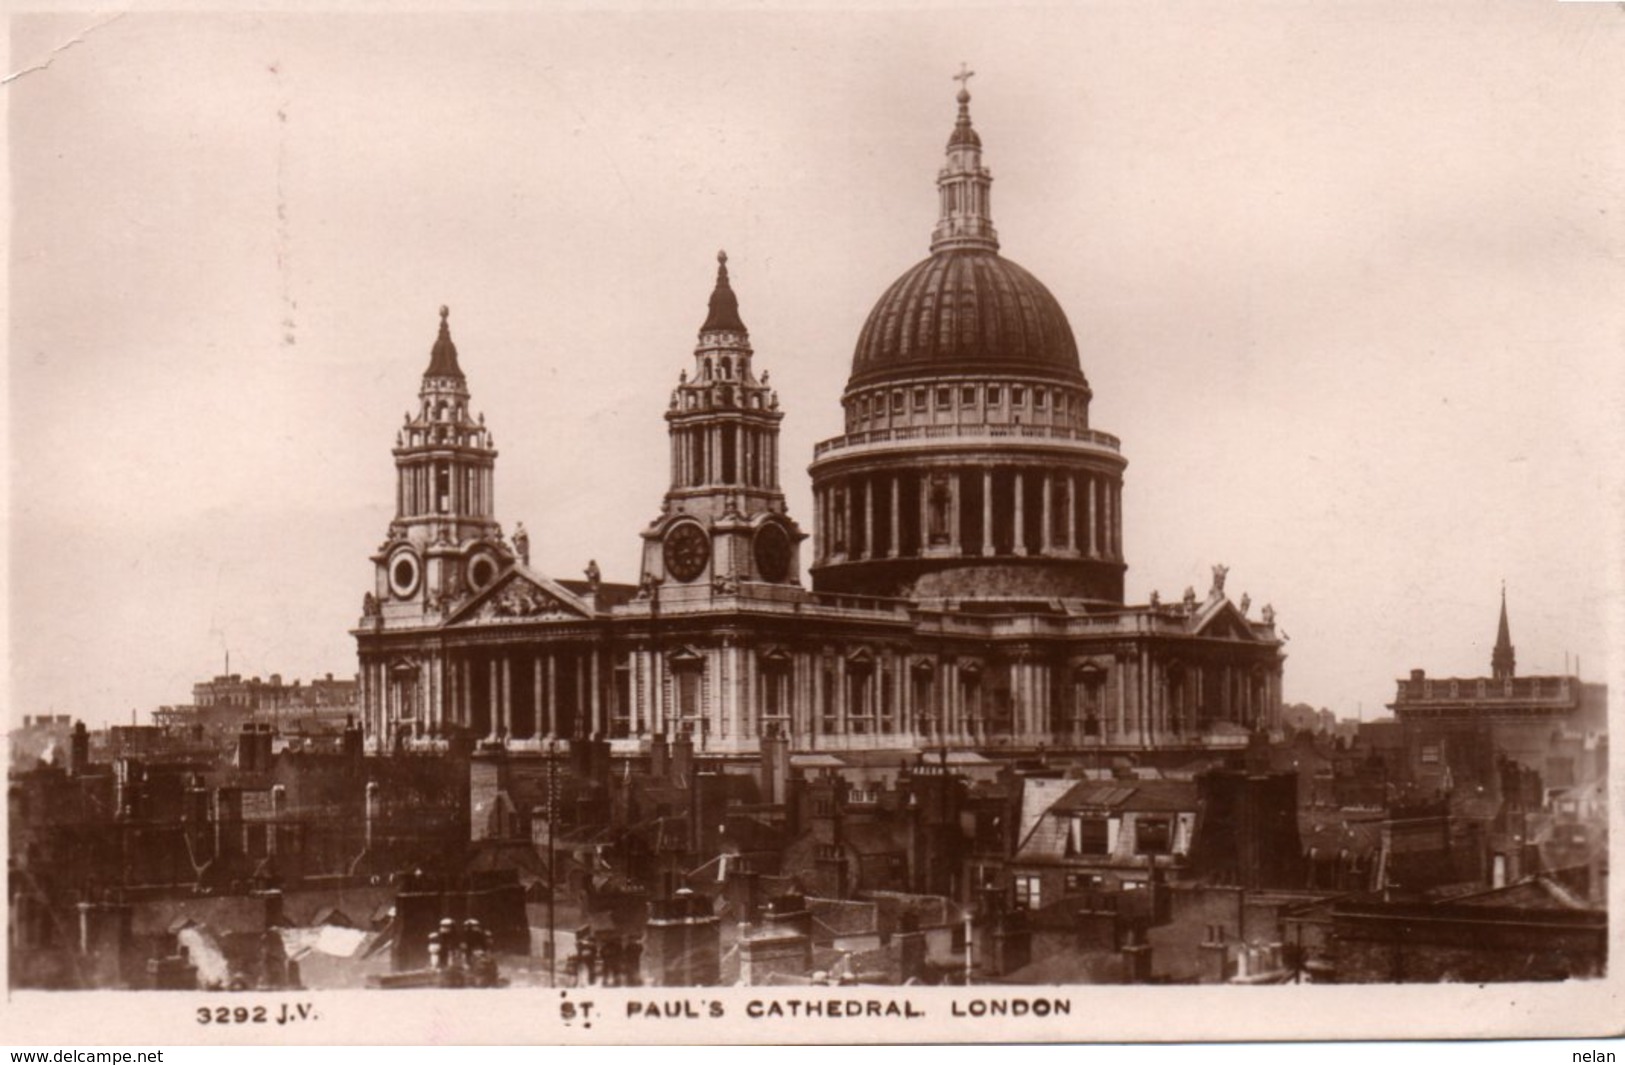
[7,3,1624,728]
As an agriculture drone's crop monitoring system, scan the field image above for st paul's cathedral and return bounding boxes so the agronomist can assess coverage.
[353,82,1286,768]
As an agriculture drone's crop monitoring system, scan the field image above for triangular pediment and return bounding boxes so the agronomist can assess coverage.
[1192,599,1259,642]
[446,567,591,626]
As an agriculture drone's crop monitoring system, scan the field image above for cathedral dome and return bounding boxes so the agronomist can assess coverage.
[849,248,1083,390]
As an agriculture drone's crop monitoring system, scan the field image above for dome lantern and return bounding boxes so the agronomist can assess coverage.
[930,65,999,255]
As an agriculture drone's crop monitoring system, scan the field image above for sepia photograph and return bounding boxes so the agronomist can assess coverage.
[4,0,1622,1047]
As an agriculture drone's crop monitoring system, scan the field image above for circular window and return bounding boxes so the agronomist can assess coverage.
[388,550,420,598]
[753,523,792,583]
[662,522,711,583]
[468,552,499,591]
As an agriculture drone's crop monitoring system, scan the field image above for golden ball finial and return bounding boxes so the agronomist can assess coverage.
[439,304,450,321]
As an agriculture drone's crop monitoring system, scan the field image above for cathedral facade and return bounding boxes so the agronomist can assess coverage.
[353,84,1286,763]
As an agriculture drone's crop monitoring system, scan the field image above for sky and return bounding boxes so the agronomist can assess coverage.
[7,3,1624,728]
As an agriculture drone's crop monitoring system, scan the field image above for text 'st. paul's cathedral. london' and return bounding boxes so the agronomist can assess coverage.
[354,82,1285,766]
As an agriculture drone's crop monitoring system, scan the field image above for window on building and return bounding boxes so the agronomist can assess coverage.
[675,668,702,724]
[962,386,977,406]
[1035,390,1048,410]
[912,668,934,731]
[1135,817,1172,855]
[913,388,927,412]
[1420,744,1441,765]
[936,386,951,408]
[761,663,788,724]
[847,661,873,733]
[1013,874,1041,910]
[988,386,1003,405]
[1069,816,1110,855]
[1064,873,1104,895]
[1012,386,1026,406]
[892,391,905,414]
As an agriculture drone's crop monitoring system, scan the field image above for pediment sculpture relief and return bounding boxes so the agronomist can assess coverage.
[468,580,576,622]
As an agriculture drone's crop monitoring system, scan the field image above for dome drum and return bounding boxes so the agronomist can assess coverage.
[808,457,1126,602]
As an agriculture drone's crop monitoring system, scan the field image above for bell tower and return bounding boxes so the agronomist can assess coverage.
[639,253,805,595]
[369,306,513,621]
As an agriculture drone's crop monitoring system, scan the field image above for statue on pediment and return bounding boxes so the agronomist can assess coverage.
[1149,590,1161,608]
[1210,563,1229,597]
[585,559,601,592]
[512,522,530,566]
[1182,586,1198,611]
[1261,603,1276,626]
[1239,593,1251,616]
[362,592,379,617]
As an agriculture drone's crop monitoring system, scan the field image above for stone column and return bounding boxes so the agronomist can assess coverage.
[863,477,874,561]
[836,654,849,736]
[546,654,558,738]
[591,647,603,737]
[501,657,513,739]
[811,658,824,744]
[1013,471,1027,555]
[888,476,901,558]
[651,649,665,737]
[1067,473,1078,553]
[1041,475,1053,555]
[949,471,962,554]
[918,474,931,551]
[1114,483,1123,561]
[1104,481,1115,560]
[487,659,499,740]
[533,655,544,741]
[842,481,854,556]
[982,469,994,556]
[1089,476,1099,558]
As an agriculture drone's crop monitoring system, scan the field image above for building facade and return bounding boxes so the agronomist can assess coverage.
[1388,591,1608,795]
[354,84,1286,763]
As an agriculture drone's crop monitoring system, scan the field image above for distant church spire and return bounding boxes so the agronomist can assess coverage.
[930,64,1000,254]
[1492,583,1516,681]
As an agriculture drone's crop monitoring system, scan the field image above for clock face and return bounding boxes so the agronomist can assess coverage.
[753,523,792,583]
[388,549,420,598]
[663,522,711,582]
